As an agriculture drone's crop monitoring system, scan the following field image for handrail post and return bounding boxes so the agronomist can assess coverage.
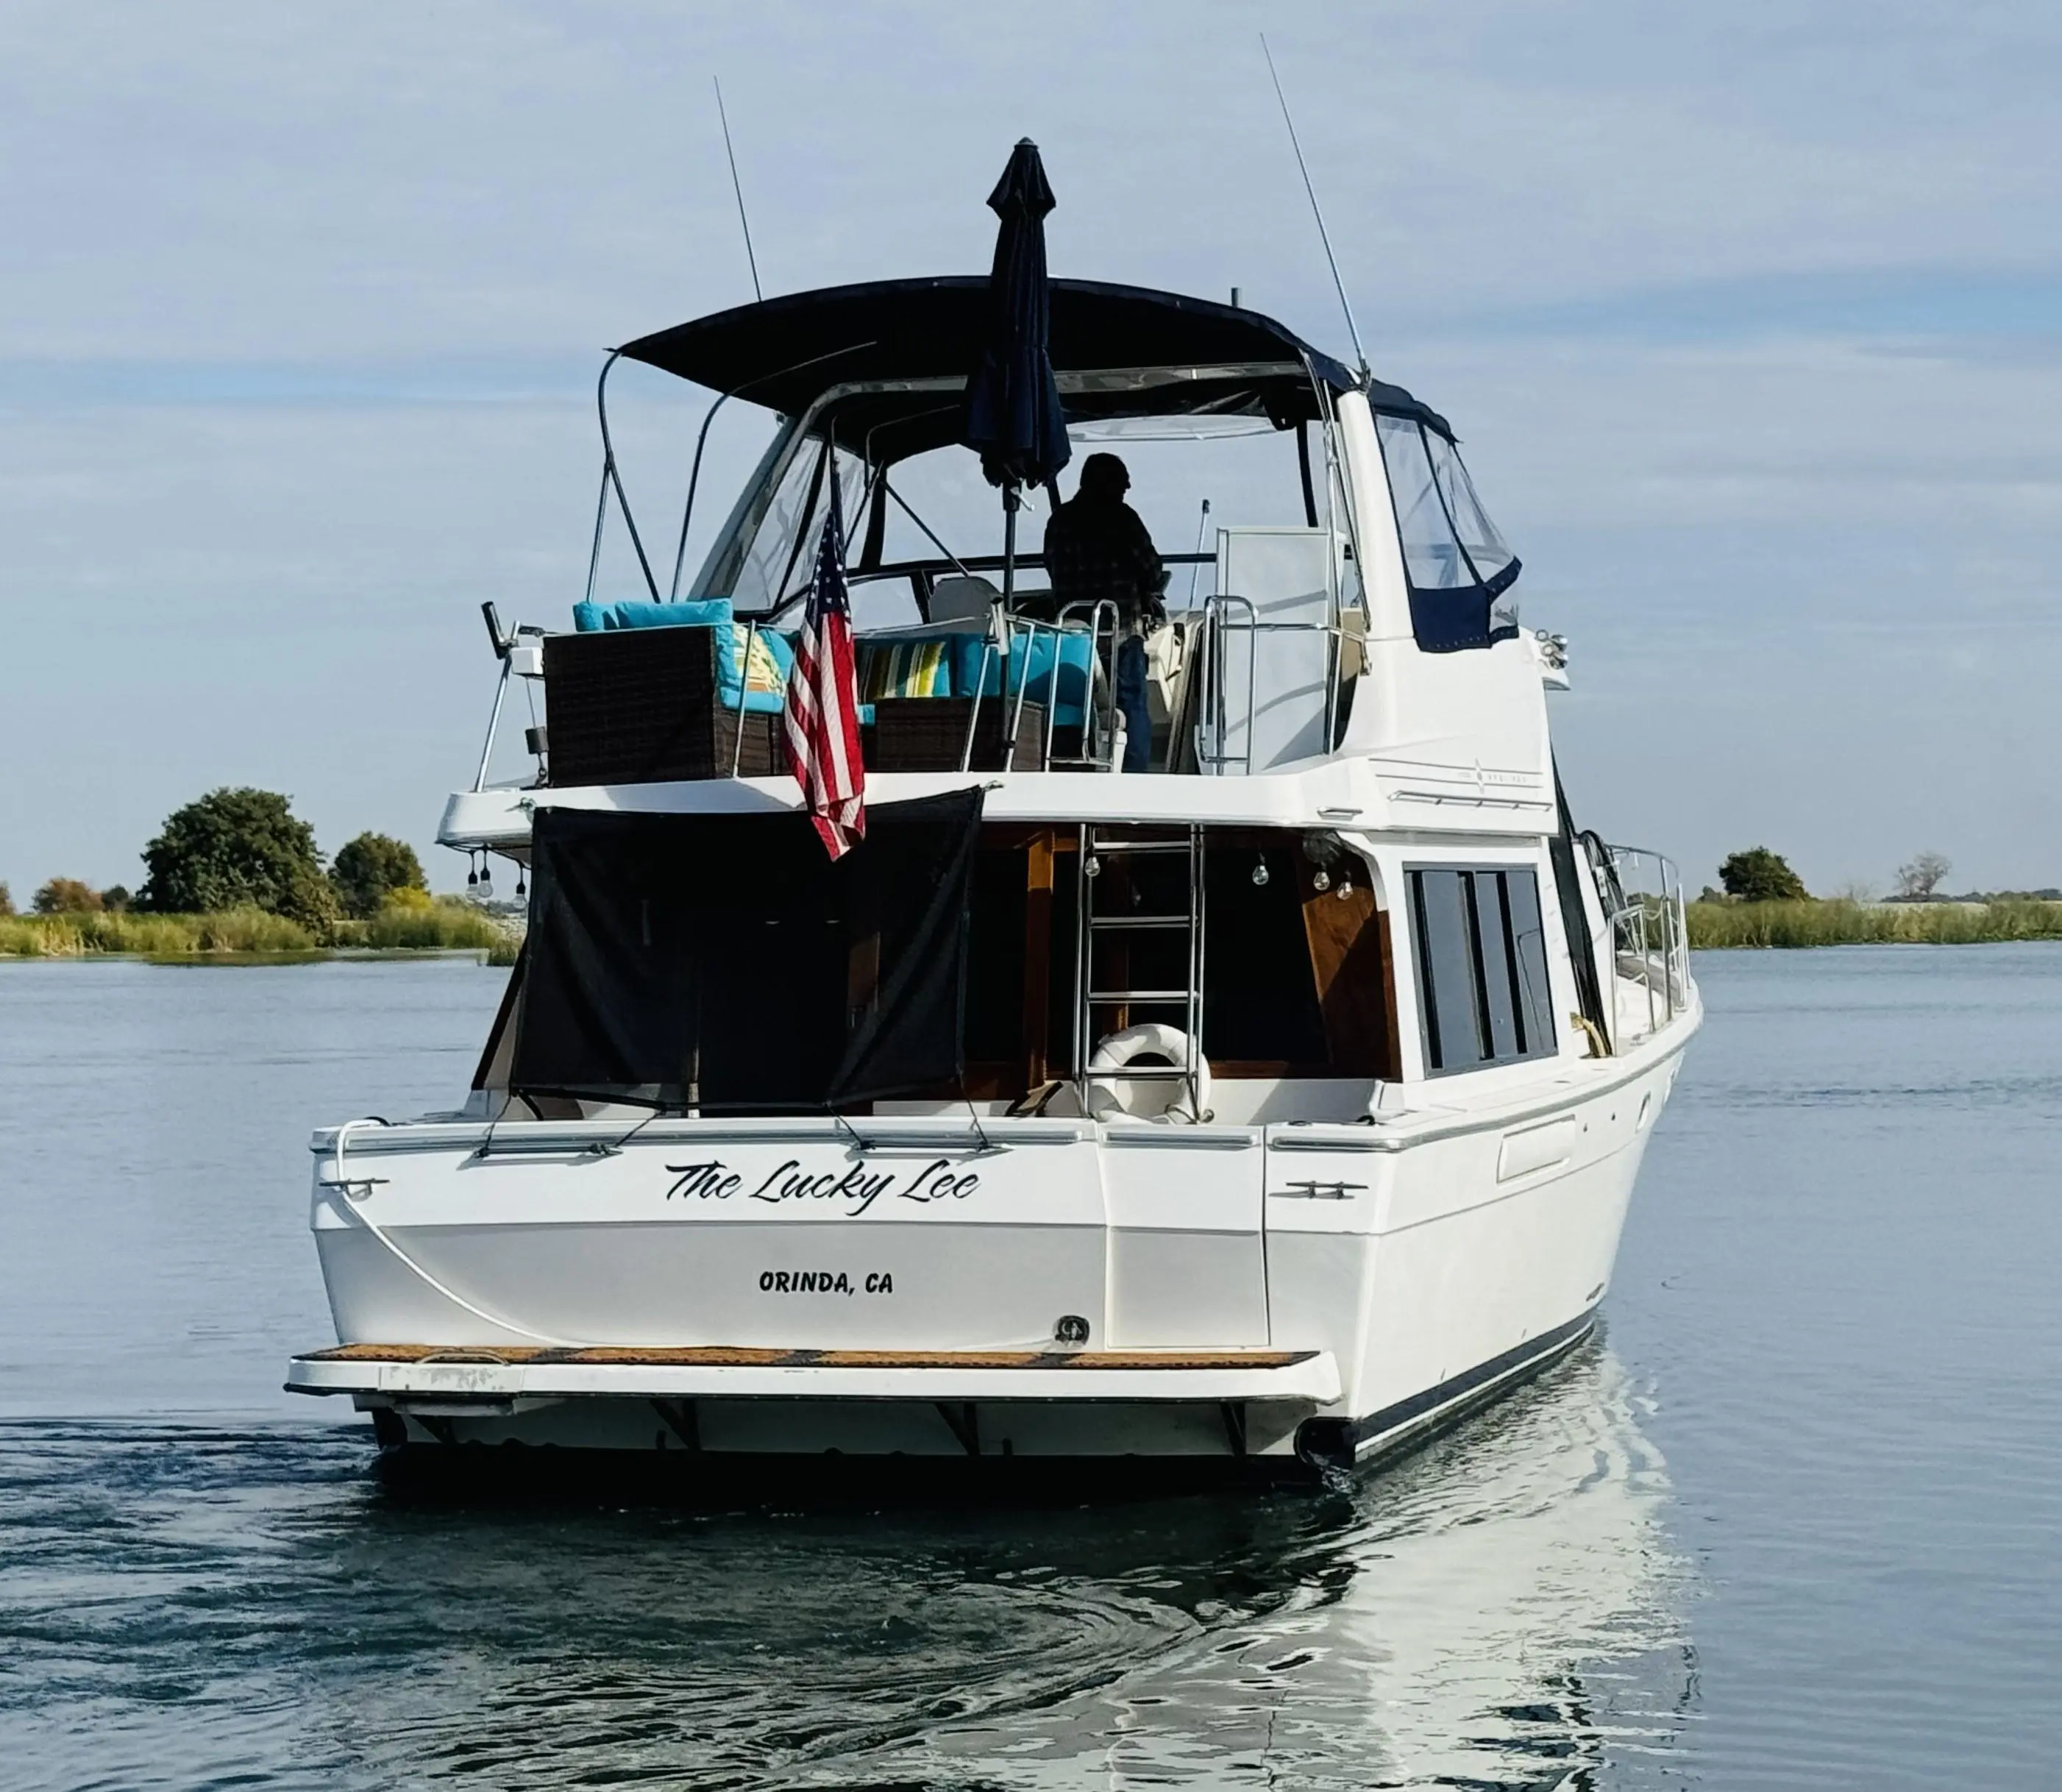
[474,658,513,793]
[961,627,995,773]
[1003,609,1034,772]
[731,619,761,778]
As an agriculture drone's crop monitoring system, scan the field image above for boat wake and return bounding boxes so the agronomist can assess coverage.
[0,1342,1693,1791]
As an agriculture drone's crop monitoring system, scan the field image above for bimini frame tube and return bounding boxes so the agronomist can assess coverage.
[592,350,662,602]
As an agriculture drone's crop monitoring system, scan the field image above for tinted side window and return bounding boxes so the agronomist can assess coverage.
[1409,867,1557,1073]
[1504,868,1555,1056]
[1412,870,1484,1072]
[1470,871,1520,1060]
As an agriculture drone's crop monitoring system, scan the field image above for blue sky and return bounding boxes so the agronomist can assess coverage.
[1,0,2058,896]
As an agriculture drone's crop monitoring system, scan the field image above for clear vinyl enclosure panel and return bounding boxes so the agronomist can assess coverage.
[686,385,1339,631]
[1373,414,1521,653]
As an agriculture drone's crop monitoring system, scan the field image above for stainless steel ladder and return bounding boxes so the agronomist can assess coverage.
[1074,824,1206,1108]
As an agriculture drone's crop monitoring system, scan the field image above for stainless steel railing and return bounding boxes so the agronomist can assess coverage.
[1192,594,1259,776]
[959,602,1123,773]
[1190,591,1359,776]
[1590,840,1691,1042]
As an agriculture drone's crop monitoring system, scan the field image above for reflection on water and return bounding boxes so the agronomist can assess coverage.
[0,1342,1689,1791]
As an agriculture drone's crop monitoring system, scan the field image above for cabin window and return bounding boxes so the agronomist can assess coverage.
[1408,867,1556,1073]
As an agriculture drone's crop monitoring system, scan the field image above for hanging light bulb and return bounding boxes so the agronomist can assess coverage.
[476,856,494,900]
[514,867,527,899]
[1312,869,1331,892]
[1251,857,1270,888]
[466,854,479,889]
[1084,854,1101,880]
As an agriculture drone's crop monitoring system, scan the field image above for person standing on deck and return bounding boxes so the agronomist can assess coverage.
[1034,452,1166,772]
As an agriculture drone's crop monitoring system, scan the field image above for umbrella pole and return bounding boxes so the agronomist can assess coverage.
[1000,481,1019,769]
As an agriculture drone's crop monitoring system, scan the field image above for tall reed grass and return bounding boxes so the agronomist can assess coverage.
[0,900,521,960]
[1688,898,2062,949]
[333,902,513,953]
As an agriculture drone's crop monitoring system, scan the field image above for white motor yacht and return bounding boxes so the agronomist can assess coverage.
[286,240,1698,1477]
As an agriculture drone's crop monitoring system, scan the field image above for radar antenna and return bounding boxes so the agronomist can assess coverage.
[1260,35,1368,379]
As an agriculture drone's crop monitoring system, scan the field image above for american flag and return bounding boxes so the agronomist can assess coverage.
[783,483,866,859]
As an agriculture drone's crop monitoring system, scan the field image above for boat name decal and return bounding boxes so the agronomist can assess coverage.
[663,1157,979,1216]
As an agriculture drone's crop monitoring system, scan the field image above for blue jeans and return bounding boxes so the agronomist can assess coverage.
[1115,635,1151,772]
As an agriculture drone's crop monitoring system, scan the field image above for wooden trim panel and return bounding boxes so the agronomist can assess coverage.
[303,1343,1320,1372]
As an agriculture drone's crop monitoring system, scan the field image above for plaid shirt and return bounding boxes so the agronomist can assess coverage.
[1039,495,1165,627]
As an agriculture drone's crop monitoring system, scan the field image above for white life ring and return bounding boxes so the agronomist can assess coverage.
[1086,1023,1212,1124]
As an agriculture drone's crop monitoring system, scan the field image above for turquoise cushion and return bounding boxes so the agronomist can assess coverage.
[950,633,993,700]
[718,623,794,713]
[570,600,798,712]
[572,598,733,633]
[964,631,1095,728]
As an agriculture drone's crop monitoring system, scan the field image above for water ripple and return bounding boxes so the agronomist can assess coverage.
[0,1348,1688,1791]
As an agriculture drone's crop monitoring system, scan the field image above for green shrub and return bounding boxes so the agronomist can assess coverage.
[1718,847,1808,903]
[33,878,103,914]
[330,832,428,920]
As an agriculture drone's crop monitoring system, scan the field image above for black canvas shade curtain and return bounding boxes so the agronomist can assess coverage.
[509,789,986,1111]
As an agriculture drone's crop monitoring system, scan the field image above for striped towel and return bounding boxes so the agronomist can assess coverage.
[858,639,953,703]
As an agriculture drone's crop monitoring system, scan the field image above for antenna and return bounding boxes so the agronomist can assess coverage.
[714,77,762,302]
[1260,35,1368,378]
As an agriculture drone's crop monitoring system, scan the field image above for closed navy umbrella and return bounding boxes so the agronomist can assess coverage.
[962,138,1071,492]
[961,139,1071,641]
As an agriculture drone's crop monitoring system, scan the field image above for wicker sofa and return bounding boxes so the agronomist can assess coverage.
[542,600,1094,785]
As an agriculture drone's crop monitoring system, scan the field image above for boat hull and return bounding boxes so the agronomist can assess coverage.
[295,1022,1693,1468]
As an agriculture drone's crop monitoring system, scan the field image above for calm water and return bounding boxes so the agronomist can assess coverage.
[1,949,2058,1788]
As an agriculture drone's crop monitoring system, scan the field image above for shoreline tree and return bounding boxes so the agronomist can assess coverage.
[139,787,337,930]
[32,878,102,914]
[1718,847,1808,904]
[1894,850,1951,903]
[330,832,428,919]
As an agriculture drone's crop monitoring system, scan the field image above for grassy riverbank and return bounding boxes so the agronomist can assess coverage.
[0,902,520,963]
[1688,898,2062,949]
[13,895,2054,961]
